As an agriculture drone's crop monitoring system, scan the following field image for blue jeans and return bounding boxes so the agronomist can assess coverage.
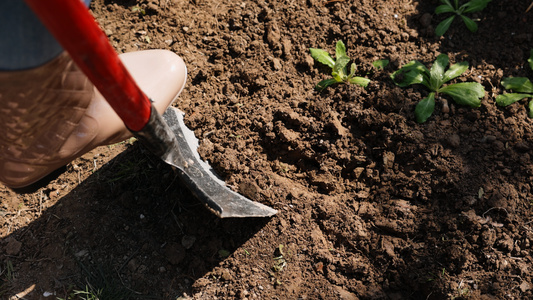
[0,0,92,71]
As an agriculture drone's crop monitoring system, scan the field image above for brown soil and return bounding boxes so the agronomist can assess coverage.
[2,0,533,299]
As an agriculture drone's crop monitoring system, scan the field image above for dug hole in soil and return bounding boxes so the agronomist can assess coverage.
[2,0,533,299]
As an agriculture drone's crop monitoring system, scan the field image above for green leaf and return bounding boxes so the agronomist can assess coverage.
[348,76,371,88]
[460,15,478,32]
[391,60,429,87]
[415,92,436,123]
[315,78,339,90]
[430,54,449,91]
[332,41,352,81]
[495,93,531,106]
[435,15,455,37]
[335,41,348,61]
[218,249,231,258]
[332,55,350,81]
[435,4,455,14]
[501,77,533,93]
[457,1,470,13]
[440,82,484,107]
[528,99,533,118]
[463,0,491,13]
[443,61,469,82]
[527,49,533,70]
[441,0,455,9]
[349,62,356,78]
[372,59,389,69]
[309,48,335,68]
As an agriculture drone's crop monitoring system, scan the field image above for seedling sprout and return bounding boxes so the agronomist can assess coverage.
[391,54,485,123]
[434,0,492,37]
[309,41,371,90]
[496,50,533,117]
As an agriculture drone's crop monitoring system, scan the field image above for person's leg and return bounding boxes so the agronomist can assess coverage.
[0,0,91,70]
[0,1,187,188]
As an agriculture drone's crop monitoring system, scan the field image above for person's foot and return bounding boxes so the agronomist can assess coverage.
[0,50,187,188]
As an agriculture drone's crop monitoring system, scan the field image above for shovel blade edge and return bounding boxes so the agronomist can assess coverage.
[161,107,278,218]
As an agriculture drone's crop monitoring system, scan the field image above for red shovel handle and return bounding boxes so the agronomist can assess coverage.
[24,0,151,132]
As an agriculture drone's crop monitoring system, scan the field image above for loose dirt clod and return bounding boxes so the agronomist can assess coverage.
[5,238,22,256]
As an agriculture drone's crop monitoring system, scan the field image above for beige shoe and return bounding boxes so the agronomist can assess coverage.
[0,49,187,188]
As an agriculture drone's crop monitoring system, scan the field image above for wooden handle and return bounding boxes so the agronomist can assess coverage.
[24,0,152,131]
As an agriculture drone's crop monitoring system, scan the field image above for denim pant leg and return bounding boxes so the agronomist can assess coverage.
[0,0,92,71]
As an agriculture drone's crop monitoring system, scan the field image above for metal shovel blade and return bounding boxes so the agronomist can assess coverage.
[159,107,278,218]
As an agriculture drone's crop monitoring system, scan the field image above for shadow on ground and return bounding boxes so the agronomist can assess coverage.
[406,1,533,73]
[0,145,271,299]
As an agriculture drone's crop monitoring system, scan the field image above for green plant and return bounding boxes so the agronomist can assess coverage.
[496,50,533,117]
[435,0,492,37]
[131,5,146,15]
[106,157,148,183]
[391,54,485,123]
[309,41,370,90]
[58,285,102,300]
[373,59,390,70]
[57,259,133,300]
[218,249,231,258]
[0,261,14,296]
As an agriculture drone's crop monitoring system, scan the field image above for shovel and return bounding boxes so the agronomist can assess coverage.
[24,0,277,218]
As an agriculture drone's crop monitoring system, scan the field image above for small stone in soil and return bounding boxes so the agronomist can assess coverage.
[419,13,432,27]
[520,281,531,292]
[74,249,88,258]
[6,238,22,255]
[220,269,232,281]
[447,134,461,148]
[127,258,139,272]
[165,243,186,265]
[181,235,196,249]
